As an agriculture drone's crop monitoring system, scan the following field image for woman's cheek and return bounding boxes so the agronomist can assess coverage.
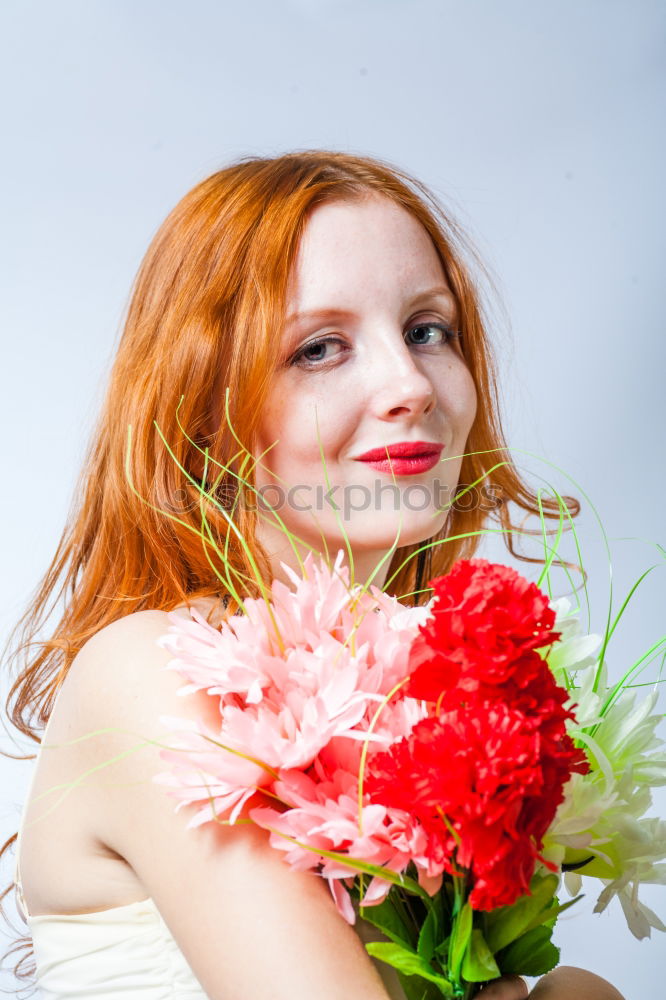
[462,370,478,434]
[438,363,477,438]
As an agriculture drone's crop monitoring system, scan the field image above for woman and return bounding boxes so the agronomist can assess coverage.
[1,151,625,999]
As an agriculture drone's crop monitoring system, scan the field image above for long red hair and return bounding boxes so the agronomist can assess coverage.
[1,149,577,986]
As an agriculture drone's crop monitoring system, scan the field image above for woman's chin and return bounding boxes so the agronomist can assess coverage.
[323,510,449,554]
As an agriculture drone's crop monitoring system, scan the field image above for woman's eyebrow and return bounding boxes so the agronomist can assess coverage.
[285,286,456,327]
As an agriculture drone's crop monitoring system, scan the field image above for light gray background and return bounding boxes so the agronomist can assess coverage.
[1,1,664,996]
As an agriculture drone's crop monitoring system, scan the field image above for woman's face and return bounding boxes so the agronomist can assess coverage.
[251,194,477,590]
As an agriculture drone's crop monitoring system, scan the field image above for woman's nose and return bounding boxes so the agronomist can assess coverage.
[365,335,436,419]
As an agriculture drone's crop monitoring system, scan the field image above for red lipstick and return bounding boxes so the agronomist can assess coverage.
[354,441,444,476]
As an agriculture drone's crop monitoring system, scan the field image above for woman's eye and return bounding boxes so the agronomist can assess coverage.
[290,322,459,369]
[406,322,459,348]
[290,337,347,368]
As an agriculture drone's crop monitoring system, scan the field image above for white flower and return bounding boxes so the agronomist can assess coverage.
[547,597,603,680]
[542,599,666,938]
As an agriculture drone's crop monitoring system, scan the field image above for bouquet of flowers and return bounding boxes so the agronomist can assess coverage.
[152,548,666,1000]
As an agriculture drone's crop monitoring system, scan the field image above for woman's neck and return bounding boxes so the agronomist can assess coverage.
[261,538,392,595]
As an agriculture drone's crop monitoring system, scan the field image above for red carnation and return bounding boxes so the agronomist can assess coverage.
[407,559,561,703]
[366,691,586,910]
[366,559,588,910]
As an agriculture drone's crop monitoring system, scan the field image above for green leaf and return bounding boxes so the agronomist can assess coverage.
[496,925,560,977]
[434,934,451,958]
[484,874,559,953]
[417,903,439,964]
[522,893,583,935]
[448,902,472,981]
[461,929,501,982]
[358,894,415,950]
[365,942,455,995]
[396,971,453,1000]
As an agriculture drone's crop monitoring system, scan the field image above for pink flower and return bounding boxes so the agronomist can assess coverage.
[152,716,268,826]
[154,549,429,876]
[249,763,425,922]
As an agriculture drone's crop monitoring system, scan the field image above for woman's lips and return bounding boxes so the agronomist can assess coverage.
[356,448,443,477]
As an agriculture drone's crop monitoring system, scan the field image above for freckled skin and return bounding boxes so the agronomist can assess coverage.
[252,194,478,591]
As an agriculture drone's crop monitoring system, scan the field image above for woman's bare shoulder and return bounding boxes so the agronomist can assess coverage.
[66,605,193,701]
[69,606,174,675]
[66,598,220,696]
[61,604,222,757]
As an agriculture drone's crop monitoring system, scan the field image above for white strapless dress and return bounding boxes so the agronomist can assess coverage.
[16,893,208,1000]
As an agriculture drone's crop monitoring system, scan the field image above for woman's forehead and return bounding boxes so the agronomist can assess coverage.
[286,197,450,314]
